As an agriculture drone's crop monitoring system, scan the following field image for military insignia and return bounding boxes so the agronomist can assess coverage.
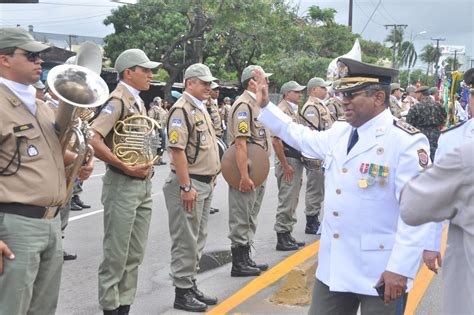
[417,149,429,168]
[13,123,34,133]
[259,128,265,136]
[393,119,420,134]
[238,121,249,133]
[358,178,368,189]
[196,120,204,126]
[237,112,248,120]
[376,147,384,155]
[27,145,38,157]
[306,110,315,117]
[169,130,179,144]
[440,120,466,133]
[201,134,206,141]
[171,119,182,127]
[102,103,115,115]
[128,106,135,113]
[191,109,196,115]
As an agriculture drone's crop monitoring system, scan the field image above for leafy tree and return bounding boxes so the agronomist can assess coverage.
[443,57,462,72]
[359,39,392,65]
[399,69,434,87]
[419,44,441,76]
[384,28,417,69]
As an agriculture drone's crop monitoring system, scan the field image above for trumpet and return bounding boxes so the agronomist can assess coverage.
[47,64,109,207]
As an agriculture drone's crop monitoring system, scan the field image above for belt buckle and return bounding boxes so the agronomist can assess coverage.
[43,206,58,219]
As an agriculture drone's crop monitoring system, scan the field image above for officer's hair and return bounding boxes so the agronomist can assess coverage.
[118,66,137,80]
[365,84,390,107]
[0,47,16,56]
[185,77,199,88]
[242,78,252,90]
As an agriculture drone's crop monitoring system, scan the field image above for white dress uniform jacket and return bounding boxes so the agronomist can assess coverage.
[259,104,432,295]
[426,118,474,251]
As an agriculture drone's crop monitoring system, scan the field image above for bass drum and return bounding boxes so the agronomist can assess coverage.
[216,137,228,161]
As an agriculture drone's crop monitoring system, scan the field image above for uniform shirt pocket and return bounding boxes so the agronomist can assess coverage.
[361,233,395,277]
[15,128,43,162]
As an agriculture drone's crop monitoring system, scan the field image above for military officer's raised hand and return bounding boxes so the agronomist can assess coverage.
[377,270,408,304]
[253,69,270,108]
[0,240,14,275]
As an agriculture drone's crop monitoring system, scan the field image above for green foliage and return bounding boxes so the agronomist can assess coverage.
[420,44,441,75]
[384,28,417,69]
[399,69,434,87]
[443,57,462,72]
[359,39,391,65]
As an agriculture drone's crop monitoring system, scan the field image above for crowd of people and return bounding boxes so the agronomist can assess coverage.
[0,26,472,315]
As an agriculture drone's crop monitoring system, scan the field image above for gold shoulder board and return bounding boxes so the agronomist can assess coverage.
[393,119,420,134]
[441,120,466,133]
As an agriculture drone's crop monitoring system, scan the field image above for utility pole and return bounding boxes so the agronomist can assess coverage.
[193,0,204,63]
[453,49,459,71]
[431,37,446,84]
[384,24,408,68]
[348,0,353,30]
[67,34,77,51]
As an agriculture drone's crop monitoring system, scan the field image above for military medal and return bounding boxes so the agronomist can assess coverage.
[367,164,376,185]
[359,163,369,189]
[378,165,389,187]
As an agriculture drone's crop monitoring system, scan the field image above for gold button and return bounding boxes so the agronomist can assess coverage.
[333,233,339,239]
[336,189,341,194]
[342,168,348,173]
[379,244,385,250]
[333,211,339,217]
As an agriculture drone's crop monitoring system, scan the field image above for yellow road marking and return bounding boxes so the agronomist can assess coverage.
[207,240,320,315]
[405,225,448,314]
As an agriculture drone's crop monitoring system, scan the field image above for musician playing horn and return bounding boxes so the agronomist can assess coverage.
[88,48,160,315]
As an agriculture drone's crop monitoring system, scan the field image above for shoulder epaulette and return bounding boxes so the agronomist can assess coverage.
[441,120,467,133]
[337,116,346,121]
[393,119,420,134]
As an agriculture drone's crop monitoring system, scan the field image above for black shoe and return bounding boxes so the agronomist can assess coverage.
[305,215,320,235]
[288,234,305,247]
[209,207,219,214]
[174,287,207,312]
[191,280,218,305]
[103,309,118,315]
[276,232,299,251]
[117,305,130,315]
[63,250,77,261]
[244,244,268,271]
[231,246,261,277]
[73,195,91,209]
[70,200,83,211]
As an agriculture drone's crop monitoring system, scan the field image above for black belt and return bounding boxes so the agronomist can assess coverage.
[171,170,215,184]
[0,203,59,219]
[107,164,147,180]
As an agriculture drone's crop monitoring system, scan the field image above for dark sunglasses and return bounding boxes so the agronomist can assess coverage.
[335,89,369,102]
[13,51,42,62]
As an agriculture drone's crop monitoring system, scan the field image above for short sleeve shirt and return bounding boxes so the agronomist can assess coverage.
[301,96,335,131]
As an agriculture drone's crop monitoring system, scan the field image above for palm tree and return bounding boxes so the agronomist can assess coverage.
[399,41,417,69]
[443,57,462,72]
[385,28,404,68]
[419,44,441,76]
[385,28,417,70]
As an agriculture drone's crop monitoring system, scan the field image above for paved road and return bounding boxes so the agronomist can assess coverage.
[57,152,442,314]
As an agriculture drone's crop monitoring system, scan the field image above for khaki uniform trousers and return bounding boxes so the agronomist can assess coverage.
[228,181,266,246]
[305,166,324,218]
[0,212,63,315]
[274,157,303,233]
[163,172,213,288]
[98,169,152,310]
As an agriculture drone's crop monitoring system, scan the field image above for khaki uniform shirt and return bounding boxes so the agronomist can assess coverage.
[148,105,168,127]
[301,96,335,131]
[0,84,66,207]
[167,93,220,176]
[205,98,223,137]
[389,95,403,119]
[91,83,147,150]
[229,91,271,157]
[326,97,345,121]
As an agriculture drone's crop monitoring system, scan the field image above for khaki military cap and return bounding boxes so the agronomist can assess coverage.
[307,77,330,89]
[33,80,45,89]
[224,97,231,101]
[334,57,398,93]
[406,85,416,93]
[184,63,217,82]
[115,48,161,73]
[210,81,220,89]
[241,65,272,82]
[0,27,49,52]
[390,83,401,91]
[415,86,429,93]
[280,81,306,94]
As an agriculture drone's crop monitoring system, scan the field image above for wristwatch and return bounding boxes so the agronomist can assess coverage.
[180,183,192,192]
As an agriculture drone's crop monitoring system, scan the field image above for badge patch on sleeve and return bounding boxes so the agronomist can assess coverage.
[27,144,39,157]
[169,130,179,144]
[238,121,249,133]
[101,103,115,115]
[237,112,248,120]
[417,149,429,168]
[171,119,182,127]
[306,110,315,117]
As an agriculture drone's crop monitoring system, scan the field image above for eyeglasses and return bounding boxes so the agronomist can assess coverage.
[13,51,42,62]
[335,89,368,102]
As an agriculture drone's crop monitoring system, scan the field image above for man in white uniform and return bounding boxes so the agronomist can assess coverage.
[254,58,432,314]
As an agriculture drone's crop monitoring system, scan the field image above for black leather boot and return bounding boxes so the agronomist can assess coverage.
[70,196,83,211]
[305,215,320,234]
[73,195,91,209]
[244,244,268,271]
[117,305,130,315]
[231,246,261,277]
[288,234,305,247]
[276,232,299,251]
[191,280,218,305]
[174,287,207,312]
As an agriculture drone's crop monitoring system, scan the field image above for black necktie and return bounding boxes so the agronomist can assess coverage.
[347,129,359,154]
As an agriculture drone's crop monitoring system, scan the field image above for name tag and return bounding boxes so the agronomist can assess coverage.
[13,123,34,133]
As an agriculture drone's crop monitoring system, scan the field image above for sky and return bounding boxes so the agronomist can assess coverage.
[1,0,473,70]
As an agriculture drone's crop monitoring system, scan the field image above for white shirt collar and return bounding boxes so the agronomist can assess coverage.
[247,90,256,100]
[120,81,142,111]
[287,101,298,112]
[0,77,37,115]
[357,108,391,136]
[184,91,206,112]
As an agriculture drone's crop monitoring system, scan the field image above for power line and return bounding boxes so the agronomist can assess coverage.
[354,0,383,27]
[360,0,382,35]
[380,2,397,24]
